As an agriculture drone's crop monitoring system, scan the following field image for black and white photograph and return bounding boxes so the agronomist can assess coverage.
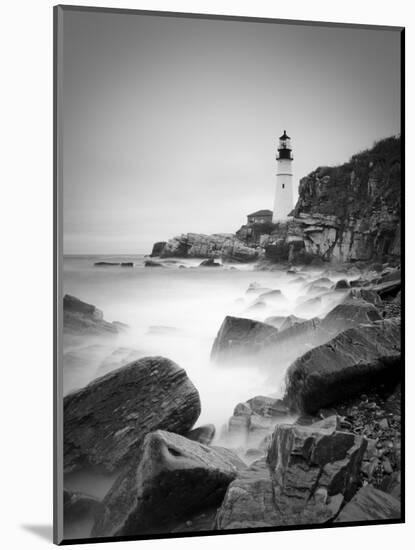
[54,6,404,544]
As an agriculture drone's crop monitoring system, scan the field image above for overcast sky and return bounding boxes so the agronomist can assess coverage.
[61,9,401,254]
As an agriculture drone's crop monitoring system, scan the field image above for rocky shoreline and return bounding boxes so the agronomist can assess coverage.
[62,259,402,539]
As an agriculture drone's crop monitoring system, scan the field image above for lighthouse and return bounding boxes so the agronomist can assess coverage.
[272,130,294,222]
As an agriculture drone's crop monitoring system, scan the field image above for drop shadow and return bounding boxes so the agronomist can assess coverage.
[21,524,53,542]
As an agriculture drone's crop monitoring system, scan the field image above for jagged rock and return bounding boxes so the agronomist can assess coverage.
[199,258,221,267]
[216,459,279,529]
[64,357,201,473]
[347,288,382,306]
[91,430,245,537]
[264,315,286,329]
[266,417,367,525]
[335,485,400,522]
[290,136,401,263]
[372,279,401,299]
[186,424,216,445]
[225,396,291,447]
[159,233,258,263]
[218,417,367,529]
[321,299,382,333]
[64,489,104,539]
[210,316,279,363]
[94,261,120,266]
[150,241,166,257]
[285,319,401,413]
[63,295,122,341]
[120,262,134,267]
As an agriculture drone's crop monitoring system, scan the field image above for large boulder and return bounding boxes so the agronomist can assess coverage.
[211,316,279,364]
[91,430,245,537]
[285,319,401,414]
[266,417,367,525]
[335,485,401,522]
[64,357,201,473]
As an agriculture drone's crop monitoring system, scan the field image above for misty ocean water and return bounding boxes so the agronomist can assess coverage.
[63,255,346,430]
[63,254,351,507]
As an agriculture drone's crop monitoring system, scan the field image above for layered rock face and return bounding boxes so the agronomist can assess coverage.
[285,318,401,414]
[153,233,259,262]
[64,357,201,472]
[216,416,370,529]
[63,294,124,340]
[262,136,401,264]
[92,430,245,537]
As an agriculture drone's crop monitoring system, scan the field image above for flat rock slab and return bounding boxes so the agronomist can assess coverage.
[335,484,401,522]
[64,356,201,473]
[285,319,401,413]
[92,430,245,537]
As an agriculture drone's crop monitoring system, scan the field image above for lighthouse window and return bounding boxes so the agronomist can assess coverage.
[282,184,285,189]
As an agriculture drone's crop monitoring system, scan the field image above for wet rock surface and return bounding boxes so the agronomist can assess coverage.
[92,430,245,537]
[335,485,400,522]
[64,357,201,473]
[285,319,401,414]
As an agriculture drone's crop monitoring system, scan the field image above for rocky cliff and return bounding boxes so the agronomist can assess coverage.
[262,136,401,264]
[151,136,401,265]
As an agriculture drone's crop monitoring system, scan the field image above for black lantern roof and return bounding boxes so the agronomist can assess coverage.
[279,130,290,140]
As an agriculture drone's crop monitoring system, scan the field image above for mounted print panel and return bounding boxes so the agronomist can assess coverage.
[54,5,404,545]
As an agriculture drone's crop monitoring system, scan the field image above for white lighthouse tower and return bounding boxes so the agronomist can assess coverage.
[272,130,294,222]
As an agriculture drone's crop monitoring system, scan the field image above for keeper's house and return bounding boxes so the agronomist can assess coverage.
[246,209,273,225]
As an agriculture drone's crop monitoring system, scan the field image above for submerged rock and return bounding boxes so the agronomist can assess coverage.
[285,319,401,414]
[335,484,400,522]
[64,356,201,473]
[199,258,221,267]
[144,260,165,267]
[91,430,245,537]
[64,489,104,539]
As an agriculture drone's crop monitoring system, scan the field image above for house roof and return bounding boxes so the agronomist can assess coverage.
[247,209,273,217]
